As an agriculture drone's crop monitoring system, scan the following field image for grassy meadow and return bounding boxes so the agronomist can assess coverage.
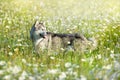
[0,0,120,80]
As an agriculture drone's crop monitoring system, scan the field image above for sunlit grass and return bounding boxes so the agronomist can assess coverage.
[0,0,120,79]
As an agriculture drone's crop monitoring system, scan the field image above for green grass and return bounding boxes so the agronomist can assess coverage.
[0,0,120,80]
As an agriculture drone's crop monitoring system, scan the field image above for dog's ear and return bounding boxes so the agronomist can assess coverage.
[35,21,39,27]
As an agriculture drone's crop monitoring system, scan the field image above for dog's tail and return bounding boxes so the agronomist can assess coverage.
[87,37,98,50]
[74,33,87,41]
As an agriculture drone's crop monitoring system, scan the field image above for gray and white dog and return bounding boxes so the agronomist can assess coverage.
[30,21,97,53]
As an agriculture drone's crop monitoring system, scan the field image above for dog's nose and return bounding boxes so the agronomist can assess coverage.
[39,32,47,38]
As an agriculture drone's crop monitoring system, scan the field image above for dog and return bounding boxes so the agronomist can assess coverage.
[30,21,97,53]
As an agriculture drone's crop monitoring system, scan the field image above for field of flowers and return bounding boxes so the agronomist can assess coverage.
[0,0,120,80]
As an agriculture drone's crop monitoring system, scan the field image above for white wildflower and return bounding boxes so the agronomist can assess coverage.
[40,63,45,67]
[21,71,28,76]
[19,76,26,80]
[32,57,36,61]
[110,54,114,58]
[17,38,24,42]
[50,56,55,60]
[72,64,79,68]
[89,57,94,65]
[114,61,120,70]
[28,76,36,80]
[95,71,103,79]
[16,43,22,46]
[0,61,6,66]
[22,58,26,64]
[67,68,73,72]
[107,48,110,50]
[67,41,70,44]
[19,71,28,80]
[75,65,80,68]
[27,63,32,67]
[33,67,38,73]
[56,64,60,67]
[8,52,13,56]
[33,64,38,67]
[65,62,71,68]
[7,66,21,74]
[97,54,102,59]
[47,69,59,74]
[3,75,11,80]
[13,66,21,74]
[73,72,77,77]
[40,1,45,7]
[105,19,110,23]
[84,22,88,26]
[72,26,77,29]
[35,16,39,20]
[80,75,87,80]
[0,70,4,75]
[59,72,66,80]
[81,59,87,62]
[111,50,114,54]
[6,25,10,29]
[103,64,112,70]
[14,48,19,52]
[114,33,118,36]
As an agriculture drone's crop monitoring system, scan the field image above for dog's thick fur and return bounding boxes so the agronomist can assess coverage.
[30,21,97,53]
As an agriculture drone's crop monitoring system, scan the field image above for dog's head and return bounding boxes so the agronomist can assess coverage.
[34,21,46,31]
[30,21,47,41]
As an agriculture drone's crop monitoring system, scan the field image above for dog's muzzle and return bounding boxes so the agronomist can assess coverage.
[39,32,47,38]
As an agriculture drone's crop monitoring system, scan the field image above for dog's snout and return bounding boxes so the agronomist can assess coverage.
[39,32,47,38]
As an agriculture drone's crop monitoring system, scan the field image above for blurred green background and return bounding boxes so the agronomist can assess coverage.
[0,0,120,79]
